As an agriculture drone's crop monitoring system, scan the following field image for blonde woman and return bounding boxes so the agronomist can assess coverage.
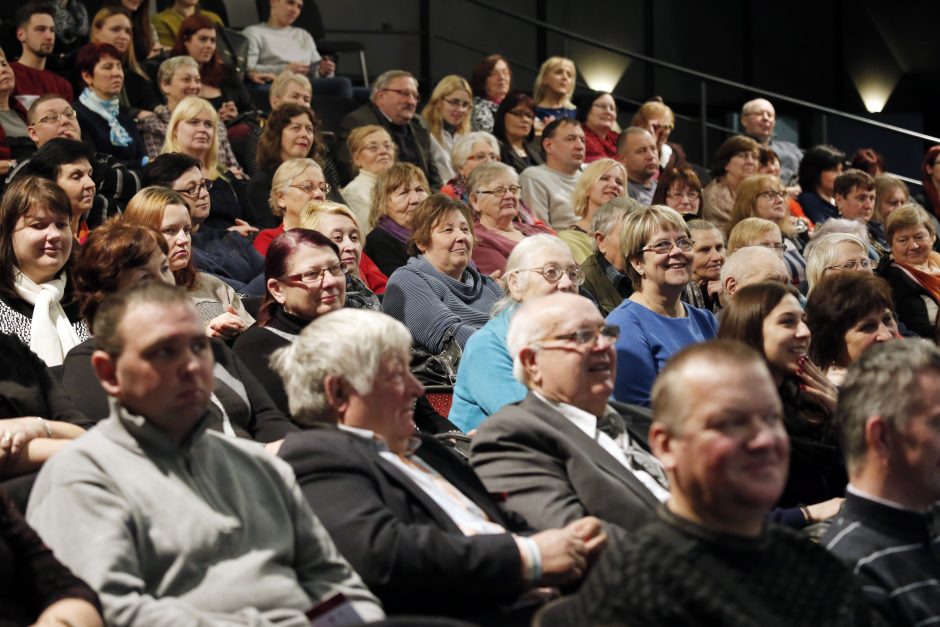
[421,75,473,182]
[341,125,396,234]
[558,158,626,263]
[533,56,577,131]
[299,200,381,305]
[253,158,328,256]
[162,96,254,235]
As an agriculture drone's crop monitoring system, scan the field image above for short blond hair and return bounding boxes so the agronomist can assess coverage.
[299,200,361,233]
[885,203,937,245]
[421,74,472,144]
[726,174,794,238]
[727,217,781,254]
[271,70,312,103]
[269,158,322,218]
[622,205,690,290]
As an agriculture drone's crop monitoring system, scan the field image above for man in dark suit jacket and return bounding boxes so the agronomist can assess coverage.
[335,69,442,189]
[270,308,606,623]
[470,292,666,532]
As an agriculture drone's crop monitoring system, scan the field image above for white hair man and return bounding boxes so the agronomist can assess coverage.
[740,98,803,185]
[271,308,606,623]
[821,340,940,626]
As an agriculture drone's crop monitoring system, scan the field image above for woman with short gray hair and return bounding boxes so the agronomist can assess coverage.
[441,131,500,202]
[450,234,582,432]
[804,232,872,292]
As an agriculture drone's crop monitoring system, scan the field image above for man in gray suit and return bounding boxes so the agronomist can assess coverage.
[335,69,442,188]
[470,292,666,532]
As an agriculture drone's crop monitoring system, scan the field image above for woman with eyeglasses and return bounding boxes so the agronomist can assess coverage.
[161,96,255,237]
[806,272,900,385]
[608,206,718,407]
[247,103,344,229]
[122,186,254,339]
[631,98,688,172]
[234,228,346,414]
[383,194,502,355]
[450,234,582,432]
[650,167,703,218]
[441,131,501,203]
[467,162,551,275]
[341,125,396,235]
[727,174,808,289]
[804,233,873,292]
[577,92,618,163]
[559,158,627,263]
[717,281,845,526]
[492,91,543,174]
[470,54,511,134]
[702,135,761,231]
[877,204,940,339]
[421,75,473,183]
[252,158,328,256]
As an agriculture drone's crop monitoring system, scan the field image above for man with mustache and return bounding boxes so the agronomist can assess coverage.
[471,292,665,532]
[519,118,585,229]
[11,3,73,107]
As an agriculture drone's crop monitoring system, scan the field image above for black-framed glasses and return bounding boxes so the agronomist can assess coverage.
[517,263,585,286]
[757,190,787,201]
[507,109,535,120]
[291,181,332,195]
[34,108,77,125]
[476,185,522,197]
[174,179,213,198]
[826,258,873,272]
[382,87,420,100]
[442,96,471,109]
[537,323,620,348]
[641,238,694,255]
[280,263,346,285]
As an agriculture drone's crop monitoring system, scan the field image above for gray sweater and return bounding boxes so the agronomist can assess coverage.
[518,164,580,229]
[27,400,383,626]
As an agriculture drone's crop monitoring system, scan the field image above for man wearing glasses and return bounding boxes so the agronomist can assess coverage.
[471,292,666,533]
[337,69,442,189]
[741,98,804,186]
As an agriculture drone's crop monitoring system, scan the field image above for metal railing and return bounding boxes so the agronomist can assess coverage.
[443,0,935,186]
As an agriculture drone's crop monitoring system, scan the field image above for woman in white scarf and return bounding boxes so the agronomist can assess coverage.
[0,176,89,366]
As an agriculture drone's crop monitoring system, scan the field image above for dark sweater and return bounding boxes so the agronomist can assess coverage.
[363,226,410,278]
[73,98,146,170]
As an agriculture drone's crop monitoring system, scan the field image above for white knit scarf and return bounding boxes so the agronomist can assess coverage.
[14,270,82,366]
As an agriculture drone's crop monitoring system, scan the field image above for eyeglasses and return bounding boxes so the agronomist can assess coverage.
[641,237,694,255]
[517,263,585,286]
[174,179,213,197]
[291,181,332,195]
[382,88,420,100]
[476,185,522,197]
[280,263,346,285]
[361,141,395,153]
[761,242,787,253]
[442,96,472,109]
[826,258,873,271]
[537,323,620,348]
[466,152,500,162]
[507,109,535,120]
[665,190,700,202]
[757,190,787,201]
[650,122,674,131]
[34,108,77,125]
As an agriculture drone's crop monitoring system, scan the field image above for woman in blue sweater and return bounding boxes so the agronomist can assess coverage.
[607,205,718,406]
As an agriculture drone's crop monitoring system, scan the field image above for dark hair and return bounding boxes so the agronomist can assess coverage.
[651,167,702,206]
[15,2,54,29]
[710,135,761,178]
[492,90,535,144]
[833,168,875,198]
[850,148,885,177]
[142,152,203,187]
[170,14,224,86]
[75,42,123,79]
[716,280,799,360]
[0,175,74,300]
[406,194,474,257]
[74,219,169,330]
[798,145,846,194]
[259,228,340,327]
[102,0,154,64]
[920,145,940,217]
[759,147,779,169]
[806,272,895,368]
[575,91,611,124]
[256,103,322,173]
[470,54,509,99]
[16,138,94,182]
[93,281,190,357]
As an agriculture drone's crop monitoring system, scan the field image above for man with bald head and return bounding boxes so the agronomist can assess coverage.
[719,245,791,306]
[554,340,885,625]
[470,292,665,532]
[740,98,803,185]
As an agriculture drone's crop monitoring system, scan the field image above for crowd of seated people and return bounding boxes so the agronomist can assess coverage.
[3,2,940,624]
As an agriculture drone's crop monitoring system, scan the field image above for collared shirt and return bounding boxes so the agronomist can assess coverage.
[533,392,670,502]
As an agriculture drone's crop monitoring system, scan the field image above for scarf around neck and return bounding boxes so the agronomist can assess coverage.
[14,269,82,366]
[79,87,133,147]
[377,215,412,243]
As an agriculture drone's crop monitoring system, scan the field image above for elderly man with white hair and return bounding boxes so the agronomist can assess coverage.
[470,292,666,532]
[271,308,606,623]
[740,97,803,185]
[719,245,791,306]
